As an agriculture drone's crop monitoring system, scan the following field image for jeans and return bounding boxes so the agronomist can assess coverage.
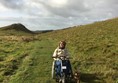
[51,60,72,78]
[55,60,62,77]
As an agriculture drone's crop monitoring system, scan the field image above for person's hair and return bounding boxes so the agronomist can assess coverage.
[59,41,66,45]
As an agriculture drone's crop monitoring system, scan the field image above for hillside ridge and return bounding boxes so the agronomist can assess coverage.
[0,23,33,33]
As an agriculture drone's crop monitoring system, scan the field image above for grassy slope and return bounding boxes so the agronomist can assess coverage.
[38,18,118,83]
[0,39,56,83]
[9,40,56,83]
[0,18,118,83]
[0,30,32,36]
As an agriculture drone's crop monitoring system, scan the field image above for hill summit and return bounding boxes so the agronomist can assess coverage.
[0,23,33,33]
[0,23,34,35]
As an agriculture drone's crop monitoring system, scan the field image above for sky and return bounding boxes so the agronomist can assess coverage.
[0,0,118,30]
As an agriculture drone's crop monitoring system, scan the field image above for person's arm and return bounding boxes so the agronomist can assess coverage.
[52,48,58,59]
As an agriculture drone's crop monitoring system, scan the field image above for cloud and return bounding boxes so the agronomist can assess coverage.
[0,0,24,10]
[37,0,90,17]
[0,0,118,30]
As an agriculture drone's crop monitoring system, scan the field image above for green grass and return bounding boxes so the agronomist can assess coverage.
[0,18,118,83]
[0,39,57,83]
[37,18,118,83]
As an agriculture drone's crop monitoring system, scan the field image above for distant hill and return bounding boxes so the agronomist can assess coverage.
[34,30,53,34]
[0,23,34,35]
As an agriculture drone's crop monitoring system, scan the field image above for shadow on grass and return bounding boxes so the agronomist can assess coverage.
[80,73,103,83]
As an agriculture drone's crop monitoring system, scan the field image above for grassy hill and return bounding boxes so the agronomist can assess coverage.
[0,18,118,83]
[0,23,34,36]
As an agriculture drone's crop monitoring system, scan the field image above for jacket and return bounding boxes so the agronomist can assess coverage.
[52,47,70,60]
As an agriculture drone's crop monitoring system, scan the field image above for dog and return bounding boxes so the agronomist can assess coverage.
[73,71,80,83]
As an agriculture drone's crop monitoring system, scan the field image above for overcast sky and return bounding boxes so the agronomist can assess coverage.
[0,0,118,30]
